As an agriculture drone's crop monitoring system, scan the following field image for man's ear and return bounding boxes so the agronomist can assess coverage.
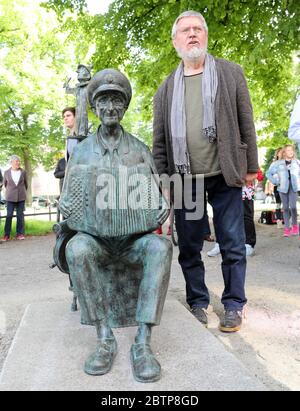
[91,105,97,116]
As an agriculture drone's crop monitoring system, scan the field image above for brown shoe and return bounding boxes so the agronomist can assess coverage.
[219,310,242,333]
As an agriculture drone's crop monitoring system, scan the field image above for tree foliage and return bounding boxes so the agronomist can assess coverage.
[1,0,299,203]
[41,0,87,18]
[0,0,90,200]
[49,0,300,148]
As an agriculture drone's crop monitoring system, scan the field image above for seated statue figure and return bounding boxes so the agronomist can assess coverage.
[58,69,173,383]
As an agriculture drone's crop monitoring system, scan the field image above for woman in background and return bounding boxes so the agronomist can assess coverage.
[266,145,300,237]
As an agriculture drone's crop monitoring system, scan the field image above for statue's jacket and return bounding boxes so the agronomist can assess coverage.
[60,128,168,240]
[58,128,172,327]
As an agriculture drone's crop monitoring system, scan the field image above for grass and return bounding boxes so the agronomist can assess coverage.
[0,219,54,237]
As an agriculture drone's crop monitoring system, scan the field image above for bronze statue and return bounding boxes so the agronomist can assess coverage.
[56,69,172,383]
[64,64,92,140]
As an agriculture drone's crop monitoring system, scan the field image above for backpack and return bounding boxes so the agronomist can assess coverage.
[259,210,283,225]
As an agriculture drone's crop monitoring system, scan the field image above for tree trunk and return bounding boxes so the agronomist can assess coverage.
[23,149,33,205]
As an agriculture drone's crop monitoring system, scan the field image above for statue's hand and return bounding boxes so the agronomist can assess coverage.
[59,199,72,219]
[63,77,71,88]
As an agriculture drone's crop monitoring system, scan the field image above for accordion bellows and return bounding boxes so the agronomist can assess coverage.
[65,164,169,237]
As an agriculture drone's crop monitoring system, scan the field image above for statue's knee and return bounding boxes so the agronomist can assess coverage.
[147,236,173,259]
[66,234,94,261]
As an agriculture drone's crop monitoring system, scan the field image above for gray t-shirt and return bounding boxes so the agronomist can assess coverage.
[185,74,221,177]
[66,137,79,161]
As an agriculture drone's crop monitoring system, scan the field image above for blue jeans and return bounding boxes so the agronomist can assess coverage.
[279,186,298,228]
[175,174,247,311]
[243,198,256,248]
[4,201,25,237]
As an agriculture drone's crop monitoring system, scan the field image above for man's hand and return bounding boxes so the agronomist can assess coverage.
[244,173,258,186]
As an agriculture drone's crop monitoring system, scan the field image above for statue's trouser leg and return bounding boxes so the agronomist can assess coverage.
[66,233,116,375]
[128,233,173,326]
[66,232,107,325]
[127,234,172,383]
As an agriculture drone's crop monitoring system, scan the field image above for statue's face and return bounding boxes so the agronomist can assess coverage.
[95,91,127,127]
[77,66,91,81]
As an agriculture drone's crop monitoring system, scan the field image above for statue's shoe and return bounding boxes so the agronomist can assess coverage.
[84,337,117,376]
[130,343,161,383]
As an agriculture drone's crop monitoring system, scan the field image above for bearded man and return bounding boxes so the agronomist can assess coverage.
[153,11,259,332]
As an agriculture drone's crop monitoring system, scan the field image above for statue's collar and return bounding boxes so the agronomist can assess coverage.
[94,126,129,156]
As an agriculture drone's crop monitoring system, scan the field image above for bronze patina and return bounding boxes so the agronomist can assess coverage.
[56,69,172,383]
[64,64,92,140]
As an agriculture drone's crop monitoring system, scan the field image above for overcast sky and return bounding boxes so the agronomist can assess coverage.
[86,0,113,15]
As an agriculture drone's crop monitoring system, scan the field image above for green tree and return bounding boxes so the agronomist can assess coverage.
[0,0,89,202]
[46,0,300,148]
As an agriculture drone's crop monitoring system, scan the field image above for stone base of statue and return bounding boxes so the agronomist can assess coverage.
[0,300,266,391]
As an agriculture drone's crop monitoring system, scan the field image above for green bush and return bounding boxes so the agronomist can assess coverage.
[0,219,54,237]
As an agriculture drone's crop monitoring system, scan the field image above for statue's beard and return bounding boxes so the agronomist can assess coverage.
[176,45,207,61]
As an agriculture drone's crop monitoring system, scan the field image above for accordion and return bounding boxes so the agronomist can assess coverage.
[64,163,169,238]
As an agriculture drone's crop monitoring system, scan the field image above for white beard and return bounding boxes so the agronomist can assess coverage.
[176,45,207,61]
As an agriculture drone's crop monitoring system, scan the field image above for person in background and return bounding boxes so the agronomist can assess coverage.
[54,157,66,193]
[272,148,283,224]
[2,155,28,241]
[54,156,66,223]
[154,223,172,236]
[155,204,214,241]
[256,167,264,186]
[288,95,300,150]
[62,107,78,160]
[264,148,283,224]
[266,144,300,237]
[242,184,256,256]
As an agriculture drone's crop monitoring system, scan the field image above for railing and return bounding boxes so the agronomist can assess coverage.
[0,206,59,222]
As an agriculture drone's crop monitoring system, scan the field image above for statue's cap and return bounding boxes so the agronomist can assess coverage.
[77,64,92,73]
[87,69,132,107]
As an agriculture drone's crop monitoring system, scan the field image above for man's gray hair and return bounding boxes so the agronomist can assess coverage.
[10,155,20,163]
[171,11,208,38]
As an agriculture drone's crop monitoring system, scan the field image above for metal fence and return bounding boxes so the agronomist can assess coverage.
[0,206,59,222]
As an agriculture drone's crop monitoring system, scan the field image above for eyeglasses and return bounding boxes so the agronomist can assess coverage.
[96,96,125,108]
[178,26,204,35]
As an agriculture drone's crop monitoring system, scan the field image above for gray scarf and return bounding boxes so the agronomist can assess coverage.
[171,53,218,174]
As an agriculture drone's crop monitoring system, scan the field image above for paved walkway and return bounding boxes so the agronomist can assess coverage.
[0,300,266,391]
